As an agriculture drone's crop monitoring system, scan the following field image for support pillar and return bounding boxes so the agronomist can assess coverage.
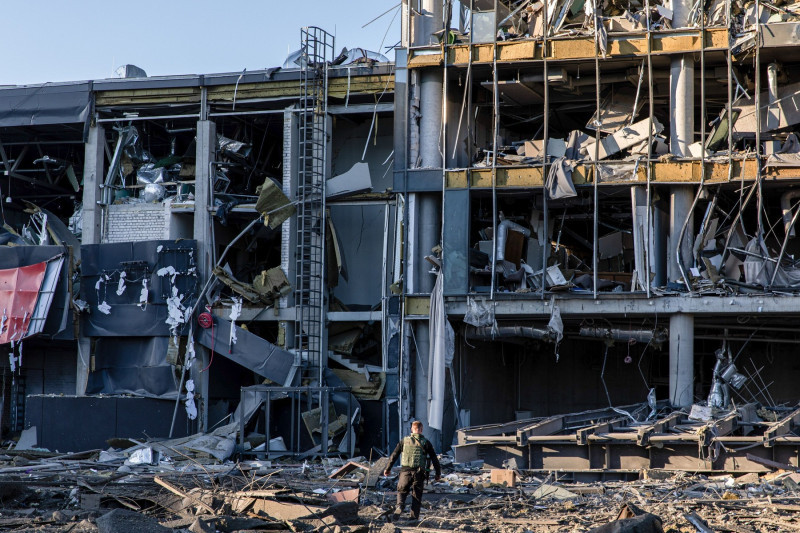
[81,125,105,245]
[76,124,105,395]
[193,119,216,432]
[668,0,695,284]
[766,63,780,154]
[668,187,694,282]
[653,194,669,287]
[408,0,444,448]
[669,314,694,407]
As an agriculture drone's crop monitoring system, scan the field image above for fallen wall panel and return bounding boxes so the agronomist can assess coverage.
[196,318,295,386]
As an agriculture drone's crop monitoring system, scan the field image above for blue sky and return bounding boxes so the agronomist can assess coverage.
[1,1,401,85]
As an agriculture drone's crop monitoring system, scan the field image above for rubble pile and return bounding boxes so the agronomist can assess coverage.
[5,433,800,533]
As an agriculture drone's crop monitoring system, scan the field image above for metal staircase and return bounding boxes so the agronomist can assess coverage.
[294,27,334,384]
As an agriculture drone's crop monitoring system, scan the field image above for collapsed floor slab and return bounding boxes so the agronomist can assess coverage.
[454,402,800,479]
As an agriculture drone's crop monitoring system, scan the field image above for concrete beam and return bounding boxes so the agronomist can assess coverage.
[442,295,800,319]
[77,124,106,396]
[211,307,382,323]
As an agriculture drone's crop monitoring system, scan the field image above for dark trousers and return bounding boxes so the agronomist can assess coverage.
[397,467,427,518]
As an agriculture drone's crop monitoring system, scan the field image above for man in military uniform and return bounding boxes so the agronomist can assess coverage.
[384,420,441,520]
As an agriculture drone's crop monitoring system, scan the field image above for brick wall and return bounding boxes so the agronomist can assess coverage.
[280,110,295,310]
[105,203,169,243]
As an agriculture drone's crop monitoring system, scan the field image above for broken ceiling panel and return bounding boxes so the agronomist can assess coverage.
[587,88,644,134]
[482,80,543,105]
[584,117,664,160]
[256,177,296,229]
[327,162,373,199]
[732,81,800,137]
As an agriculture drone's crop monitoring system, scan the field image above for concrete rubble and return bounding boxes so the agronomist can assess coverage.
[7,0,800,531]
[5,437,800,532]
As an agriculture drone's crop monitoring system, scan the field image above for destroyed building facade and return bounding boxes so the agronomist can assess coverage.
[395,0,800,474]
[3,0,800,473]
[0,35,399,455]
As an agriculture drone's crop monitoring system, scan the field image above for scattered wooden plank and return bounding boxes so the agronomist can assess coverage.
[154,476,216,515]
[745,453,798,472]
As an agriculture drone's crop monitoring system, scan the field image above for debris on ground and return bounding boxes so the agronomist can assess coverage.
[4,440,800,532]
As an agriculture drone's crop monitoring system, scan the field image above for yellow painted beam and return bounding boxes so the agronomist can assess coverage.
[423,28,731,68]
[408,51,444,67]
[405,296,431,317]
[96,75,394,106]
[95,87,201,106]
[445,160,800,189]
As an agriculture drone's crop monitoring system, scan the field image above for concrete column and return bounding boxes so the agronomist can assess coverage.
[669,55,694,158]
[668,0,695,285]
[669,0,695,157]
[76,124,105,395]
[408,0,445,447]
[419,74,444,168]
[193,119,216,432]
[412,194,441,446]
[766,63,780,154]
[653,196,668,287]
[81,125,105,246]
[401,0,410,48]
[668,187,694,282]
[669,314,694,407]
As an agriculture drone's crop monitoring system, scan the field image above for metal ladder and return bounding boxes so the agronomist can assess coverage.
[294,27,334,384]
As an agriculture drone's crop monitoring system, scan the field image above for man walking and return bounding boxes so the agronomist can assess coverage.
[384,420,441,520]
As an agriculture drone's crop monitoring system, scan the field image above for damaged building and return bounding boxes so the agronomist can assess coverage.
[0,39,398,457]
[2,0,800,480]
[397,0,800,476]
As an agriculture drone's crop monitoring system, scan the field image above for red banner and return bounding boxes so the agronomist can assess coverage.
[0,261,47,344]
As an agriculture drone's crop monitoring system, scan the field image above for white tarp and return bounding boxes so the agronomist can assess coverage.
[428,272,454,431]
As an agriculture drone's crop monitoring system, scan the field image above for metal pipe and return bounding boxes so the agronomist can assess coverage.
[592,0,600,298]
[755,0,764,245]
[466,326,555,341]
[779,190,800,238]
[496,218,532,262]
[769,197,800,287]
[579,327,668,345]
[720,182,757,267]
[490,0,499,299]
[674,185,702,292]
[696,335,800,345]
[542,0,551,300]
